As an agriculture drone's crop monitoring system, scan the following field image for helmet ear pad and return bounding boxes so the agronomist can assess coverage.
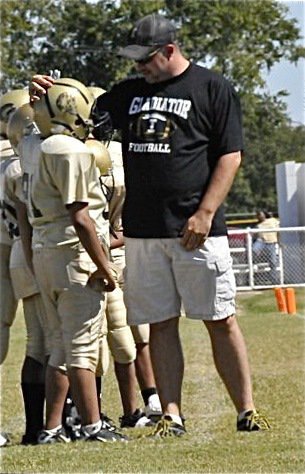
[0,89,29,137]
[33,78,94,140]
[7,103,35,154]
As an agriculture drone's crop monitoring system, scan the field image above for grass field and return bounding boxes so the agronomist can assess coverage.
[1,288,305,473]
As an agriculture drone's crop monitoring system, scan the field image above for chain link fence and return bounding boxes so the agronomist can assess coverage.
[228,227,305,290]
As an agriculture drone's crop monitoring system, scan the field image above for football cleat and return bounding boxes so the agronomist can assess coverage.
[79,426,127,442]
[146,415,186,438]
[237,410,271,431]
[120,408,154,428]
[37,426,71,444]
[0,432,10,447]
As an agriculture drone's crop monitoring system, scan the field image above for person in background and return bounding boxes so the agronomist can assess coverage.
[254,210,279,284]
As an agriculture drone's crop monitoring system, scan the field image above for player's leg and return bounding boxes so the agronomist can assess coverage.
[0,242,18,364]
[131,324,162,422]
[106,285,152,427]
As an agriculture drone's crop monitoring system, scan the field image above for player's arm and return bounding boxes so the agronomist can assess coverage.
[15,198,34,274]
[67,201,115,292]
[181,151,241,250]
[110,230,124,250]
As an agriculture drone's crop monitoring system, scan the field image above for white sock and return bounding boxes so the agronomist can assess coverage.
[82,419,102,435]
[167,414,183,426]
[238,409,255,421]
[45,424,62,434]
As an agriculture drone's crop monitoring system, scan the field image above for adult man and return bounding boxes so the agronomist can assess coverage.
[30,13,270,436]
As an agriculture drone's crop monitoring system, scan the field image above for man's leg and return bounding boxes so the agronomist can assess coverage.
[149,317,184,417]
[204,315,254,413]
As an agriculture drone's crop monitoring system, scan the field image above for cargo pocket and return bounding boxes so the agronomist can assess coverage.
[215,256,236,303]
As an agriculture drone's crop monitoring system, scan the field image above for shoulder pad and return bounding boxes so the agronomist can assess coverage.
[107,141,123,168]
[0,139,14,160]
[41,134,88,155]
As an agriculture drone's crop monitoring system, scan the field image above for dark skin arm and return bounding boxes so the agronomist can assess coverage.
[110,230,124,250]
[67,202,115,292]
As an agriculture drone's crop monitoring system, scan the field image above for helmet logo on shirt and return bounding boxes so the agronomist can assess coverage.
[130,112,177,141]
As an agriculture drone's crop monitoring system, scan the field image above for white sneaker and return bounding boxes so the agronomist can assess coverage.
[0,433,9,447]
[145,394,163,422]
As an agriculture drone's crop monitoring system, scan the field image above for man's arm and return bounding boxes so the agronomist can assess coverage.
[67,201,115,292]
[29,75,54,102]
[181,151,241,250]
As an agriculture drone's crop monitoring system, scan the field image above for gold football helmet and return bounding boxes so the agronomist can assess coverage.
[85,138,112,176]
[7,103,35,155]
[33,78,94,140]
[87,86,106,101]
[0,89,29,138]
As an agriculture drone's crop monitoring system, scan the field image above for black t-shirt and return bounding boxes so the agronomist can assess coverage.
[96,63,243,238]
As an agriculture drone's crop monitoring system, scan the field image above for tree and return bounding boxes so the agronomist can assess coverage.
[1,0,304,213]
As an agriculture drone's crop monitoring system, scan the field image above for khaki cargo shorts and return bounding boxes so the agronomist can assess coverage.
[124,236,236,325]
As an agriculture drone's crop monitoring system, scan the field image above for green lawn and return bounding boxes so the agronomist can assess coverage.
[1,288,304,473]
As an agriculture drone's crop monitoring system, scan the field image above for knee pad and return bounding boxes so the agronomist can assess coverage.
[96,332,110,377]
[108,327,136,364]
[106,287,127,330]
[131,323,150,344]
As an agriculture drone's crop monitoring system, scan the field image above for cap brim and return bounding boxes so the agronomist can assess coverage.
[117,45,157,61]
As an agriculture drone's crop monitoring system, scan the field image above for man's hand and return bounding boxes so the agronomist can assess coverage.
[29,74,55,102]
[88,267,116,292]
[180,209,213,251]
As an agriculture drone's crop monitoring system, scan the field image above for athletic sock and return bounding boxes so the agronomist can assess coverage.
[166,414,183,426]
[141,387,157,406]
[44,424,62,434]
[82,419,102,436]
[21,382,45,438]
[238,409,256,421]
[95,377,102,412]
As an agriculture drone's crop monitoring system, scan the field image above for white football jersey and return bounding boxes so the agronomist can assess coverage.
[0,139,18,245]
[19,133,109,249]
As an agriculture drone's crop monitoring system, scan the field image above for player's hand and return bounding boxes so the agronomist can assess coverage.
[88,268,116,292]
[29,75,55,102]
[180,209,213,250]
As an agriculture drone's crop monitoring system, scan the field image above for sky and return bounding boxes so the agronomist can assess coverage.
[265,0,305,124]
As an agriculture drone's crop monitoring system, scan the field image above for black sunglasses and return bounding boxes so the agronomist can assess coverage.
[136,48,162,65]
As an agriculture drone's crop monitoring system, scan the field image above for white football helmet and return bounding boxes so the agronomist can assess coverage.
[7,103,36,155]
[0,89,29,138]
[33,78,94,140]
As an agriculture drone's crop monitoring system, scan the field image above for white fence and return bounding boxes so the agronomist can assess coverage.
[228,227,305,290]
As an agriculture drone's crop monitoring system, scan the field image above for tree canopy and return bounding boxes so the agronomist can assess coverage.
[1,0,304,213]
